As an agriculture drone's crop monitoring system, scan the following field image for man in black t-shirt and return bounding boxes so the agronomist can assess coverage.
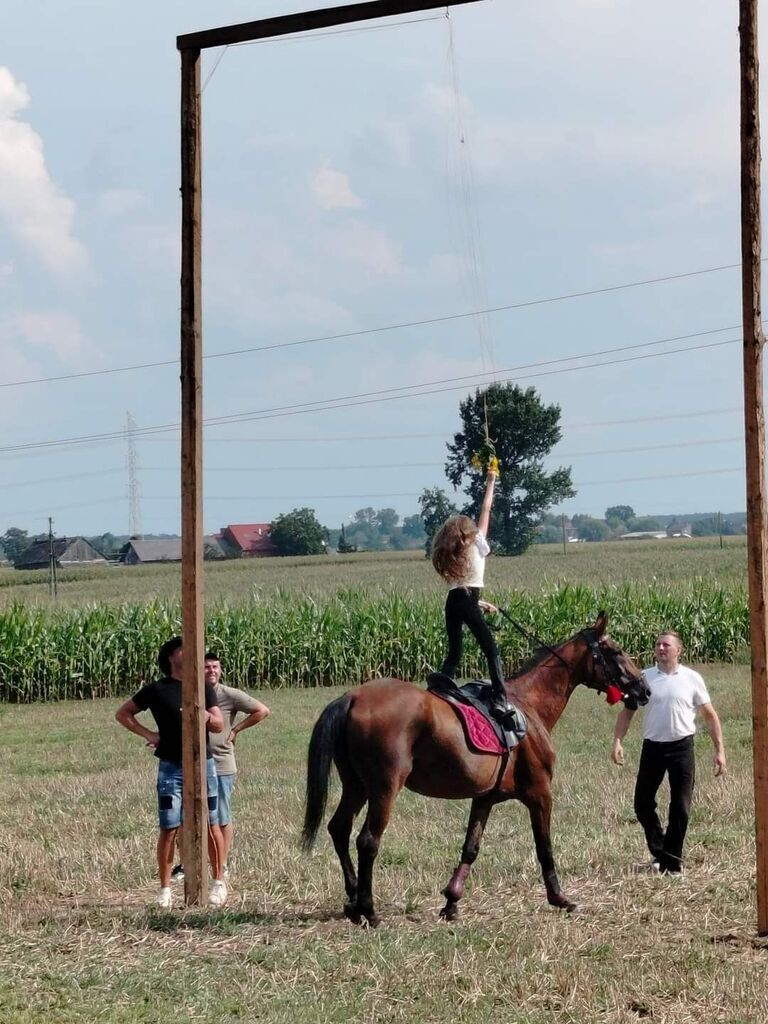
[116,636,228,909]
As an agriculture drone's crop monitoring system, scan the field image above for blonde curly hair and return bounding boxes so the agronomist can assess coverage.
[431,515,479,583]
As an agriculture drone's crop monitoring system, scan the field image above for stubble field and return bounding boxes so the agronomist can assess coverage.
[0,537,764,1022]
[0,667,763,1024]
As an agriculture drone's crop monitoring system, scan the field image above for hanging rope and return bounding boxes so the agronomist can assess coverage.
[445,11,499,478]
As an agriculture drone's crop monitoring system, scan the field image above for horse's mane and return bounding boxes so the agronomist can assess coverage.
[509,645,557,679]
[508,629,588,680]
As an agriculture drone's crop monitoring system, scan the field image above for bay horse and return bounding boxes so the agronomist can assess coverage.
[302,613,649,926]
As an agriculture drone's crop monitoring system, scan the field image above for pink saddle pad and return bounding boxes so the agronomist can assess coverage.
[435,695,505,755]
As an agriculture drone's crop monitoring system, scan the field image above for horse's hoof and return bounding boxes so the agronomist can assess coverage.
[439,903,459,922]
[364,914,381,929]
[344,903,361,924]
[548,894,578,913]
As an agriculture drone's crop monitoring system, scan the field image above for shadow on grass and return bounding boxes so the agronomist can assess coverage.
[146,905,350,932]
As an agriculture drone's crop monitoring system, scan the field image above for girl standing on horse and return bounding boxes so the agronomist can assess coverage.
[430,461,513,725]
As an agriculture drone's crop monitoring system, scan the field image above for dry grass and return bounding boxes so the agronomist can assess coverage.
[0,666,765,1023]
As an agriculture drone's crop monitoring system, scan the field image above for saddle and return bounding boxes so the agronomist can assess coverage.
[426,672,527,754]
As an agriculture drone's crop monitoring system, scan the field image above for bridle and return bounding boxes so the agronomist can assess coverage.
[582,629,626,694]
[494,608,637,700]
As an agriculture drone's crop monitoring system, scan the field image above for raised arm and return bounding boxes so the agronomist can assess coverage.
[477,470,497,538]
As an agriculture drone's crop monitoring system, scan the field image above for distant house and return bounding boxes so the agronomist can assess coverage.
[121,537,225,565]
[218,523,277,558]
[666,520,692,539]
[618,531,670,541]
[14,536,108,571]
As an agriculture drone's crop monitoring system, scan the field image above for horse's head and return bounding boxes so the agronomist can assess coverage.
[580,612,650,708]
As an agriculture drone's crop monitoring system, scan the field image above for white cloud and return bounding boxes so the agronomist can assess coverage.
[311,160,363,210]
[326,220,401,277]
[0,67,88,275]
[6,310,90,363]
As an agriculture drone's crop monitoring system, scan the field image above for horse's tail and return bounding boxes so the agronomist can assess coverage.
[302,692,353,851]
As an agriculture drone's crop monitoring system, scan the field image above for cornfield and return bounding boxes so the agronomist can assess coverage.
[0,582,750,702]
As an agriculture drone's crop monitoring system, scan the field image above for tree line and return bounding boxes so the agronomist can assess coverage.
[1,383,744,564]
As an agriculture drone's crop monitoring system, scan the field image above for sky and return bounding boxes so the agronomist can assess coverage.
[0,0,756,538]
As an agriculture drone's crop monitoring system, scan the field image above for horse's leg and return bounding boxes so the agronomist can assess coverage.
[327,776,367,921]
[527,789,577,913]
[354,787,398,928]
[439,795,495,922]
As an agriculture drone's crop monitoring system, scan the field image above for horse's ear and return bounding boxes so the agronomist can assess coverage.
[593,611,609,636]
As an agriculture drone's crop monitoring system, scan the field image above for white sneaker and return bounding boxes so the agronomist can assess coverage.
[208,880,228,907]
[154,887,173,909]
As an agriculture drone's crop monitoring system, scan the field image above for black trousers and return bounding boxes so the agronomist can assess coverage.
[440,587,505,696]
[633,735,695,873]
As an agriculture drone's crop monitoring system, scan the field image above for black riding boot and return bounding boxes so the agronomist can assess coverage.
[488,656,515,728]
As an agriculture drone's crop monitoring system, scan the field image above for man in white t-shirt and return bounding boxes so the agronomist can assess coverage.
[611,630,726,874]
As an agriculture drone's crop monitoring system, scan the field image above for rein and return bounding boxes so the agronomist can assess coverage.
[495,609,622,696]
[494,607,570,669]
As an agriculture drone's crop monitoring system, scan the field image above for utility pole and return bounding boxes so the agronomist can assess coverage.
[561,513,567,555]
[125,412,143,539]
[739,0,768,936]
[48,517,57,599]
[718,511,724,549]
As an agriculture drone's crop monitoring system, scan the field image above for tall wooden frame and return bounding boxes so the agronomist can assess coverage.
[740,0,768,937]
[177,0,485,906]
[177,0,768,933]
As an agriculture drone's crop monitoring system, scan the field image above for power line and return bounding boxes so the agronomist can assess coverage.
[577,467,743,486]
[0,334,742,455]
[5,464,749,521]
[551,436,743,459]
[0,261,748,390]
[2,435,746,491]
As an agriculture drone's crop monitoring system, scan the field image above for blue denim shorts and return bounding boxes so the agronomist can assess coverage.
[217,773,236,826]
[156,758,219,830]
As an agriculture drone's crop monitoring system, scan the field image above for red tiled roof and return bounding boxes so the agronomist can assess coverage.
[222,523,275,553]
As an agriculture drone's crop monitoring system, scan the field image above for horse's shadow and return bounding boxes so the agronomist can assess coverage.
[145,904,352,932]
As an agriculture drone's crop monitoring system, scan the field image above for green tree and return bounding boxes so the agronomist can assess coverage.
[536,524,563,544]
[1,527,31,565]
[269,508,327,556]
[445,384,575,555]
[576,517,611,542]
[629,516,662,532]
[337,524,357,553]
[375,508,399,533]
[353,507,377,527]
[605,505,634,524]
[401,514,426,541]
[418,487,458,554]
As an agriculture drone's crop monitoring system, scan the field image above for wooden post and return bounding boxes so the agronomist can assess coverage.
[175,0,487,912]
[740,0,768,937]
[180,45,208,908]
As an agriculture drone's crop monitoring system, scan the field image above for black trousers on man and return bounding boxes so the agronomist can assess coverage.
[440,586,505,698]
[633,734,695,873]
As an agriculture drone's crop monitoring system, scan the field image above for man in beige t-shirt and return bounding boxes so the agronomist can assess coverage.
[205,652,270,875]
